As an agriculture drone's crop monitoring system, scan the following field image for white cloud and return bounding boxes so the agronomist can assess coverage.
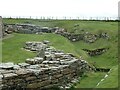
[0,0,119,18]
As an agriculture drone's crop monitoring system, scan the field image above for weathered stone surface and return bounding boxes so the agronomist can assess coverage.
[15,69,32,75]
[26,57,44,65]
[0,70,14,74]
[56,29,110,43]
[26,69,42,76]
[0,41,94,89]
[18,63,30,67]
[27,64,40,69]
[3,73,18,79]
[0,62,14,69]
[13,65,20,70]
[25,76,37,81]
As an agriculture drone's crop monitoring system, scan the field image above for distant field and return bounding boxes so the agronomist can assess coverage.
[2,19,118,88]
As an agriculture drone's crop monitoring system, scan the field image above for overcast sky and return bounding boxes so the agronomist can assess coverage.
[0,0,119,18]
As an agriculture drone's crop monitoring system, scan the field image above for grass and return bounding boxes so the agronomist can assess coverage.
[72,38,118,68]
[96,65,118,88]
[75,65,118,88]
[2,33,118,68]
[2,18,118,88]
[3,18,118,33]
[75,72,106,88]
[2,33,78,63]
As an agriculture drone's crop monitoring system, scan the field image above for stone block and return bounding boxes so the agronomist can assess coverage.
[25,76,37,81]
[27,80,51,88]
[18,63,30,68]
[3,73,18,79]
[15,69,32,76]
[0,62,14,69]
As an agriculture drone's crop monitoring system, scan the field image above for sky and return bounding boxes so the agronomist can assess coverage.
[0,0,119,19]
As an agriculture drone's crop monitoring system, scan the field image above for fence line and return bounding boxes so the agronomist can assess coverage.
[1,16,119,20]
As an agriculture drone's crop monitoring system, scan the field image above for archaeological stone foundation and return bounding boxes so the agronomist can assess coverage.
[1,20,110,89]
[0,41,95,89]
[3,23,110,43]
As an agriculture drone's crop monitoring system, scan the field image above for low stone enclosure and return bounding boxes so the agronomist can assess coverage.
[82,48,109,56]
[3,23,110,43]
[55,31,109,43]
[0,41,95,89]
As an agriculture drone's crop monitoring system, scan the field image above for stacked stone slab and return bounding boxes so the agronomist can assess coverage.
[24,41,48,51]
[0,41,94,89]
[0,60,92,89]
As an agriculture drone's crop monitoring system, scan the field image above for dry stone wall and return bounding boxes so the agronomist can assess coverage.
[82,48,109,56]
[3,24,58,34]
[0,41,94,90]
[55,30,109,43]
[3,23,110,43]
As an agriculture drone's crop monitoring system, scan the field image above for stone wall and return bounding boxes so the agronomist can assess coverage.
[55,30,109,43]
[0,41,94,89]
[3,24,58,34]
[3,23,110,43]
[82,48,109,56]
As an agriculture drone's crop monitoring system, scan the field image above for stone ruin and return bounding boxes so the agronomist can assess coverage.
[55,30,110,43]
[3,24,58,34]
[0,41,95,89]
[3,23,110,43]
[82,48,109,56]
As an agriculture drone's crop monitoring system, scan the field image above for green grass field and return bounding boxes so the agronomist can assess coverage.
[2,18,118,88]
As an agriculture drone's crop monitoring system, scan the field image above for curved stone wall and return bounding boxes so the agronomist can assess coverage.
[0,41,94,89]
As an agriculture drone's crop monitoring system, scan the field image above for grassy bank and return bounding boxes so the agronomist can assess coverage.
[2,19,118,88]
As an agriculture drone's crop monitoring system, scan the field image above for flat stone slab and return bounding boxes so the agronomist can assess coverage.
[15,69,32,75]
[27,65,40,69]
[18,63,30,67]
[3,73,18,79]
[26,69,43,75]
[0,70,14,74]
[13,65,20,70]
[60,59,78,65]
[26,57,44,65]
[0,62,14,69]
